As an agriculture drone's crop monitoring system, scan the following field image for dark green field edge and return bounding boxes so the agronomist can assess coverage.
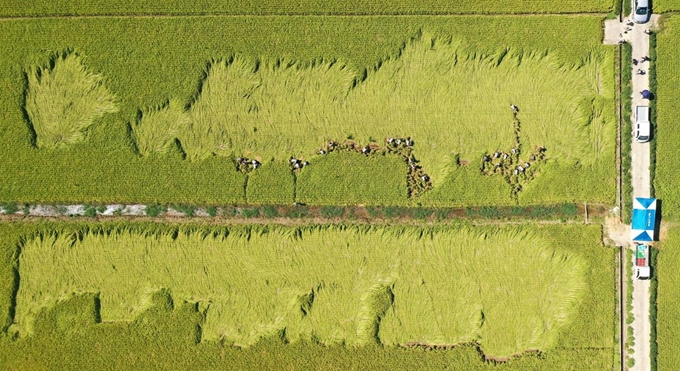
[0,0,614,17]
[650,245,659,371]
[649,31,658,199]
[621,42,633,223]
[0,221,615,370]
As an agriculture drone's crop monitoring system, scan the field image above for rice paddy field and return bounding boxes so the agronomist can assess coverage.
[655,227,680,371]
[654,17,680,371]
[656,1,680,13]
[0,0,614,16]
[0,1,629,369]
[0,221,614,369]
[0,15,615,207]
[654,15,680,219]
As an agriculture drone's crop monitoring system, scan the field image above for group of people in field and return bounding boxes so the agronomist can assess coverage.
[475,103,547,194]
[236,156,261,173]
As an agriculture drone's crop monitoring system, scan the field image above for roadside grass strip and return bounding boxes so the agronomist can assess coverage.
[25,53,118,149]
[14,225,587,360]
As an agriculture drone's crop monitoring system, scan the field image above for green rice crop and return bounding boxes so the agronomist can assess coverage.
[246,162,294,205]
[0,0,614,16]
[653,16,680,219]
[656,227,680,371]
[295,152,408,205]
[0,16,613,205]
[0,326,614,371]
[15,225,586,359]
[25,53,118,149]
[655,1,680,13]
[0,221,613,369]
[133,34,615,203]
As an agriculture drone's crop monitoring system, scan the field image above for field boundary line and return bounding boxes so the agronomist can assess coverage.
[0,214,602,226]
[0,12,612,21]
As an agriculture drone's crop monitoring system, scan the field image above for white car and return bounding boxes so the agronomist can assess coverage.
[634,106,651,143]
[634,0,651,24]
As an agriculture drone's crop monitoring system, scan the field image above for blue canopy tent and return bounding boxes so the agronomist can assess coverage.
[631,197,657,242]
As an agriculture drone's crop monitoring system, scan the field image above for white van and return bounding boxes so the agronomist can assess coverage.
[634,0,651,24]
[634,105,651,143]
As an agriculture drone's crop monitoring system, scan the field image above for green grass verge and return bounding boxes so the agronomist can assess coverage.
[623,0,632,17]
[650,245,658,371]
[0,0,614,16]
[622,42,633,223]
[625,248,635,366]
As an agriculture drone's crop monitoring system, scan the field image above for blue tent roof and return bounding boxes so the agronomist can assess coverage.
[632,198,657,242]
[632,231,654,242]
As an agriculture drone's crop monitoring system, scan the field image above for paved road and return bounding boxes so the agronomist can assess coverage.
[629,18,652,371]
[603,10,658,370]
[628,13,661,371]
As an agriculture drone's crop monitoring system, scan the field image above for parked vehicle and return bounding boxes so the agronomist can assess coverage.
[634,0,651,24]
[634,105,651,143]
[634,243,651,280]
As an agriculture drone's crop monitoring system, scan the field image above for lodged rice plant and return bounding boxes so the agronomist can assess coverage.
[133,99,189,156]
[25,53,118,149]
[133,34,614,193]
[15,225,586,359]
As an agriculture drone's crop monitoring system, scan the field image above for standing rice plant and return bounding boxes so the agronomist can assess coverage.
[25,53,118,148]
[657,228,680,371]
